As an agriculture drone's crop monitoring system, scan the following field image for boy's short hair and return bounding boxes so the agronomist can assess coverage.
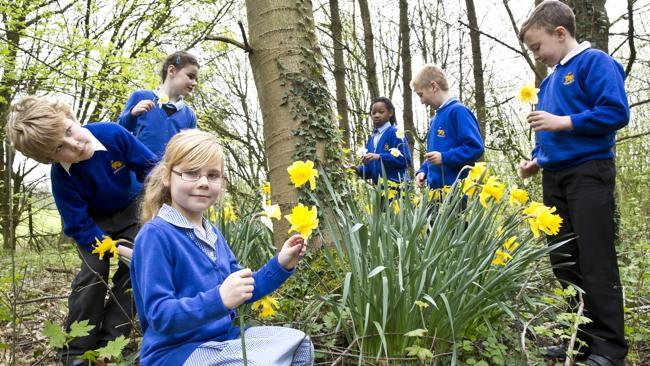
[518,1,576,42]
[410,64,449,92]
[5,96,75,164]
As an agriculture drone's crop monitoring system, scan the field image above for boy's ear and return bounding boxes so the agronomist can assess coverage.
[166,64,177,78]
[554,26,568,40]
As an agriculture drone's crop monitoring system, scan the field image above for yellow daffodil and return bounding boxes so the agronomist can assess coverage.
[479,176,505,208]
[252,296,279,319]
[263,204,282,220]
[389,148,401,158]
[503,236,519,252]
[342,148,350,155]
[223,203,237,223]
[509,187,529,207]
[262,181,271,196]
[158,93,170,105]
[208,206,217,222]
[464,163,490,195]
[395,129,405,139]
[428,189,442,202]
[410,193,421,207]
[287,160,318,190]
[92,236,118,260]
[523,201,563,238]
[285,203,319,239]
[491,249,512,266]
[392,200,400,215]
[517,83,539,105]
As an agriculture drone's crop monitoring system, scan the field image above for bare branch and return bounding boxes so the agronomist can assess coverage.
[204,35,247,51]
[624,0,636,76]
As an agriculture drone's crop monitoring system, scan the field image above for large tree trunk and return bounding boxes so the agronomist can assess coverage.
[399,0,415,171]
[464,0,486,143]
[245,0,343,247]
[329,0,350,149]
[563,0,608,52]
[358,0,380,98]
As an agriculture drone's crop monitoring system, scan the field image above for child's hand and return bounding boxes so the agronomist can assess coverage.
[527,111,572,132]
[131,100,155,116]
[117,245,133,259]
[278,235,307,270]
[415,172,426,188]
[519,159,540,179]
[219,268,255,309]
[425,151,442,165]
[362,153,380,164]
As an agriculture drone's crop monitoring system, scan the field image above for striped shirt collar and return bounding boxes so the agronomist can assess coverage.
[59,127,107,175]
[157,204,218,246]
[154,89,186,111]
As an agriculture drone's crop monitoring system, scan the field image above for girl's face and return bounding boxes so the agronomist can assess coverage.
[165,160,222,225]
[167,64,199,96]
[371,102,393,128]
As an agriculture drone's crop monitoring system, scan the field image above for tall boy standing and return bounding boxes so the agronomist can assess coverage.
[6,96,158,365]
[411,64,484,190]
[519,2,628,365]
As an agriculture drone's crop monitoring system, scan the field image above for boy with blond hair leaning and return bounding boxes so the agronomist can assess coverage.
[519,1,628,365]
[411,64,484,190]
[6,96,158,365]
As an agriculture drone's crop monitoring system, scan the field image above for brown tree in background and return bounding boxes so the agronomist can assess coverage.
[330,0,351,149]
[358,0,380,98]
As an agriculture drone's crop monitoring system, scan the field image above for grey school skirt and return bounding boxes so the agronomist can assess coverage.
[184,326,314,366]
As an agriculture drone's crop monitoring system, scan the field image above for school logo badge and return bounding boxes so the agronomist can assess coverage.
[384,143,390,151]
[563,72,575,85]
[437,128,445,137]
[111,160,125,174]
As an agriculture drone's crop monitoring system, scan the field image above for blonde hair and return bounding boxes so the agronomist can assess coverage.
[5,96,76,163]
[410,64,449,92]
[518,1,576,43]
[140,129,225,223]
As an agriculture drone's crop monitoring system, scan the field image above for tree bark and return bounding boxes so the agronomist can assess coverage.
[358,0,380,98]
[399,0,415,170]
[245,0,342,247]
[563,0,609,52]
[329,0,351,149]
[464,0,486,143]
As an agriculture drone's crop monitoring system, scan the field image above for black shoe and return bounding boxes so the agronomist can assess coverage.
[543,345,589,360]
[586,354,625,366]
[59,355,89,366]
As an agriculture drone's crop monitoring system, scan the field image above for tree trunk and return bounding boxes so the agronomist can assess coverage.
[563,0,608,52]
[358,0,380,98]
[464,0,486,143]
[245,0,343,248]
[329,0,350,149]
[399,0,415,171]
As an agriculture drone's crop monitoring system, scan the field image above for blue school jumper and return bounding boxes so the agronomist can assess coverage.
[532,46,629,170]
[118,90,197,157]
[131,205,294,366]
[356,123,412,184]
[417,98,484,188]
[50,122,158,248]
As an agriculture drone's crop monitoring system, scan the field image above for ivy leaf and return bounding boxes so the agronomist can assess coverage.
[404,328,428,337]
[96,335,128,360]
[42,321,67,349]
[405,345,434,362]
[69,320,94,338]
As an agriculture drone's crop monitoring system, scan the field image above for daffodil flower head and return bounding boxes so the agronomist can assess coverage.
[503,236,519,251]
[523,201,563,238]
[263,204,282,220]
[158,93,170,108]
[392,200,400,215]
[262,181,271,196]
[509,187,529,207]
[389,148,401,157]
[479,176,505,208]
[517,83,539,105]
[491,249,512,266]
[287,160,318,190]
[395,129,405,139]
[464,163,490,195]
[223,203,237,223]
[252,296,279,318]
[92,236,118,260]
[285,203,319,239]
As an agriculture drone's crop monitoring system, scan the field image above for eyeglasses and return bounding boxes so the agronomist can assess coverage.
[171,169,222,183]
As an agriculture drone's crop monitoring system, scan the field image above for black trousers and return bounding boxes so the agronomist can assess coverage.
[60,200,139,362]
[543,159,627,358]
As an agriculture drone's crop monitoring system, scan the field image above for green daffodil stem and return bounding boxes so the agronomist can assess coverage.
[240,310,247,365]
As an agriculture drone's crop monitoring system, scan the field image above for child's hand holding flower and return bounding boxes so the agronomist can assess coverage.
[131,100,155,116]
[278,235,307,270]
[527,111,573,132]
